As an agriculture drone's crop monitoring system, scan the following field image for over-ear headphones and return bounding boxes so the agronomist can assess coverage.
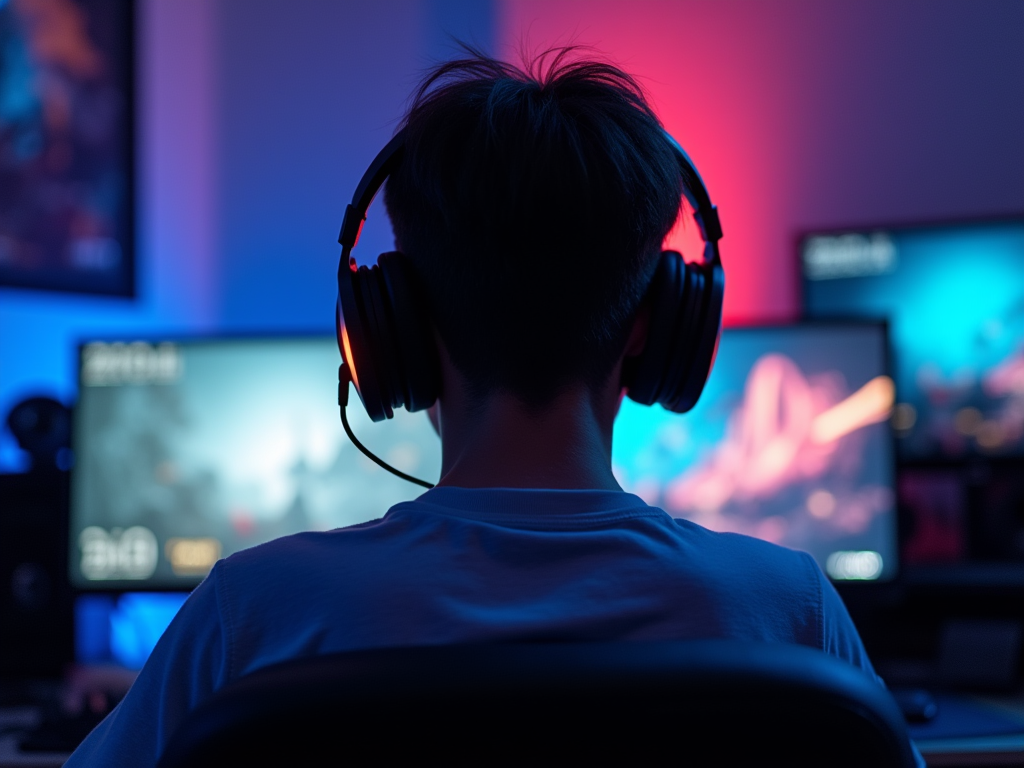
[626,134,725,413]
[335,128,724,485]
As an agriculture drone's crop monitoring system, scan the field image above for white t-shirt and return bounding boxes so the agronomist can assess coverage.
[67,487,916,766]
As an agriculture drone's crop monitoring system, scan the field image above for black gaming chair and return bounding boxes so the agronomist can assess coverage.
[158,640,917,767]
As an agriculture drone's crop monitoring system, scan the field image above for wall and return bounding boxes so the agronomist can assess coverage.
[214,0,494,330]
[500,0,1024,323]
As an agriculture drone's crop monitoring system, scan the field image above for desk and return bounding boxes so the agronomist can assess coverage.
[911,693,1024,767]
[0,709,67,768]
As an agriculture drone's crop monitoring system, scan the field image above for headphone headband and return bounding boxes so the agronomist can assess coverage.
[338,131,407,257]
[337,128,723,256]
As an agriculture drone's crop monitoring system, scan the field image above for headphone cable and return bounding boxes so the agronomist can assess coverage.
[338,364,435,490]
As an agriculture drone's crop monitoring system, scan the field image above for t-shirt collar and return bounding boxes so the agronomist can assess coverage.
[395,486,661,530]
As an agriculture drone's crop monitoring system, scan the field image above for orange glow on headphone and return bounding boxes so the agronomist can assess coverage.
[341,323,361,392]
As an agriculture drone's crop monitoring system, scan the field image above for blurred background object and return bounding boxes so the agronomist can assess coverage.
[0,396,73,681]
[5,396,71,472]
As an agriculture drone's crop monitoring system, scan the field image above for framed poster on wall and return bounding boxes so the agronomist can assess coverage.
[0,0,134,297]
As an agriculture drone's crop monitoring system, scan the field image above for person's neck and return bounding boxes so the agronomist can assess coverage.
[434,386,622,491]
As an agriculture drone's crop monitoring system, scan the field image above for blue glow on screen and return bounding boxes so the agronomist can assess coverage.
[803,221,1024,459]
[70,337,440,589]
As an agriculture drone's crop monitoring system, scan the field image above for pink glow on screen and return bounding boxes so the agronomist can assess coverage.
[982,348,1024,449]
[666,354,893,543]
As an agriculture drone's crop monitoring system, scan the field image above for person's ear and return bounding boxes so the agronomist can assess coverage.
[617,301,652,397]
[624,301,651,358]
[427,402,440,437]
[427,327,456,438]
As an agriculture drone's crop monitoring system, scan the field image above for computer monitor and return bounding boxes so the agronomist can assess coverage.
[71,327,897,592]
[69,336,442,590]
[800,218,1024,462]
[613,322,898,582]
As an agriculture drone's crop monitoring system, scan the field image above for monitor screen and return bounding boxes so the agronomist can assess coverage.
[613,322,898,581]
[70,336,441,589]
[801,219,1024,461]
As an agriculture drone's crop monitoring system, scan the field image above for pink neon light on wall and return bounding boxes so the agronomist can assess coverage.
[497,0,1024,323]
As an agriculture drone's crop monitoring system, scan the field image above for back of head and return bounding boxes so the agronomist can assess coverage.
[384,47,684,409]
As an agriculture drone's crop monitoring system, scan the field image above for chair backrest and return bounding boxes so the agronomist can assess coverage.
[158,640,917,768]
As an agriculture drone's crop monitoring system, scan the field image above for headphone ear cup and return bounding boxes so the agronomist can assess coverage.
[377,252,440,412]
[626,251,684,406]
[670,247,724,412]
[336,252,439,422]
[625,249,724,413]
[337,260,392,422]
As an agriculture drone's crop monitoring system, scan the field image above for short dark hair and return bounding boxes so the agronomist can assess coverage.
[384,47,683,408]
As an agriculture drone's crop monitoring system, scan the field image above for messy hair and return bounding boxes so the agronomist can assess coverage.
[384,46,683,407]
